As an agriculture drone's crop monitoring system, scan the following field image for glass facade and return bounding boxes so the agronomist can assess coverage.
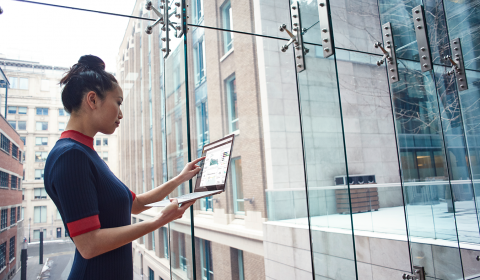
[2,0,480,279]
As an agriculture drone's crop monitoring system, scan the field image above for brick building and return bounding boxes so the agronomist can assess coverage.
[0,101,24,280]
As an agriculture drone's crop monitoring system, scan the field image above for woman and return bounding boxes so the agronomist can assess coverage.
[44,55,203,279]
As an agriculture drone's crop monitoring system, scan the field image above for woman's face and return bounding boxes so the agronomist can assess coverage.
[96,85,123,134]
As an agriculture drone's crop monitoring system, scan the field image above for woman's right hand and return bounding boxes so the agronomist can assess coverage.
[156,198,196,225]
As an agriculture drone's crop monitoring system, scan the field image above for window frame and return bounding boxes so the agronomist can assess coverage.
[36,121,48,131]
[225,76,238,133]
[231,157,244,214]
[36,108,48,116]
[34,206,47,223]
[222,1,233,53]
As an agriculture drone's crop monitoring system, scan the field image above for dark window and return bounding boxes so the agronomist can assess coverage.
[20,137,26,145]
[17,121,26,130]
[7,107,16,114]
[1,209,7,229]
[103,138,108,146]
[0,242,6,271]
[18,107,27,114]
[96,138,101,146]
[12,145,18,159]
[0,172,8,188]
[57,228,61,238]
[59,109,65,116]
[0,134,10,153]
[10,208,16,225]
[36,108,48,115]
[11,175,17,189]
[17,206,21,222]
[149,267,154,280]
[9,236,15,261]
[8,121,16,129]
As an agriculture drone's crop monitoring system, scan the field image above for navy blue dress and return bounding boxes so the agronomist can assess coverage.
[44,130,134,280]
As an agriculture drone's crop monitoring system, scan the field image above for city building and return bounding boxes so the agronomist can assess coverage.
[0,78,24,280]
[0,56,119,243]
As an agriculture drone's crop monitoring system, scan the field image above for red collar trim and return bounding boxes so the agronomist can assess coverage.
[60,130,95,150]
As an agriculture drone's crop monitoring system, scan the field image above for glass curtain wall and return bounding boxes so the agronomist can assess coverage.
[4,0,480,279]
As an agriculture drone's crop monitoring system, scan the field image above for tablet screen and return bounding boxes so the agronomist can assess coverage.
[195,136,234,190]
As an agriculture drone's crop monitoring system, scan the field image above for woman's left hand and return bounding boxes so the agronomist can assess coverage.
[177,157,205,183]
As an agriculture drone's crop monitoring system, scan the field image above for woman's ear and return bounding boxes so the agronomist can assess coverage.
[85,91,97,110]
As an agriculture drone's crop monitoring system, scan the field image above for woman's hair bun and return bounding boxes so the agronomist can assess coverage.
[77,55,106,71]
[59,55,117,114]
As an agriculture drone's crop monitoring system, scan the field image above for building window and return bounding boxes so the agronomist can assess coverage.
[231,157,244,214]
[35,151,48,162]
[96,138,101,146]
[33,229,47,239]
[56,209,61,220]
[36,122,48,131]
[7,106,16,114]
[57,228,61,238]
[200,239,213,280]
[11,175,17,189]
[163,228,169,259]
[1,209,7,229]
[34,206,47,223]
[222,1,233,53]
[58,109,66,116]
[192,0,203,24]
[59,122,65,131]
[1,134,10,153]
[179,234,187,271]
[19,78,29,90]
[193,39,206,86]
[0,242,5,271]
[35,137,48,146]
[17,121,26,130]
[226,76,238,133]
[152,231,155,252]
[149,267,154,280]
[34,188,47,199]
[10,208,16,226]
[8,121,16,129]
[12,145,18,159]
[9,237,15,261]
[18,107,27,114]
[21,208,24,220]
[103,138,108,146]
[35,169,45,180]
[17,206,21,222]
[9,77,28,90]
[41,79,49,91]
[103,152,108,161]
[36,108,48,115]
[0,172,8,188]
[20,137,26,145]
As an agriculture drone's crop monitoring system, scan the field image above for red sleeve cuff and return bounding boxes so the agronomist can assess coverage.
[67,215,101,237]
[130,190,136,202]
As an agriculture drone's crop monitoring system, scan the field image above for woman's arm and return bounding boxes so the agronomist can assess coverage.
[73,199,194,259]
[131,157,205,214]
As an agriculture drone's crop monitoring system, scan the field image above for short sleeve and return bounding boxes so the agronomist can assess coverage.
[130,190,136,202]
[52,149,101,237]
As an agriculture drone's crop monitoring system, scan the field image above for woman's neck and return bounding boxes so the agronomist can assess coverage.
[65,114,97,138]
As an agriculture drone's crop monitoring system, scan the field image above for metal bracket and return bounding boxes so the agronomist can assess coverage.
[278,1,307,72]
[446,38,468,91]
[145,0,186,58]
[317,0,333,58]
[375,22,398,83]
[402,266,425,280]
[412,5,432,72]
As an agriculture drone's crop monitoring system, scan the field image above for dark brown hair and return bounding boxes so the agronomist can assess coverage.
[60,55,117,113]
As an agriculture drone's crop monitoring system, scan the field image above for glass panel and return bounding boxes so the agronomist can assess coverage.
[186,28,312,279]
[186,0,292,40]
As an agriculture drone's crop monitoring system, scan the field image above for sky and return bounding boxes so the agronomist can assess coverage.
[0,0,139,72]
